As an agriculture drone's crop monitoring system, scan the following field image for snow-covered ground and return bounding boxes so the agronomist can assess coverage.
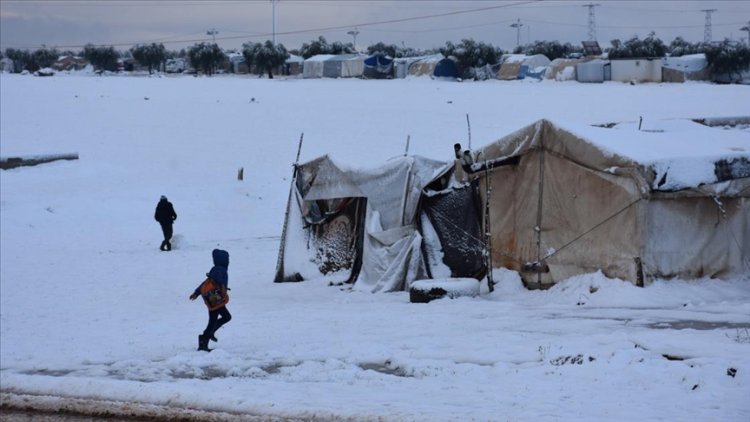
[1,73,749,421]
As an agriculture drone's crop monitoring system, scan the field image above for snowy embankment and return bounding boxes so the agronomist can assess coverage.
[1,74,749,421]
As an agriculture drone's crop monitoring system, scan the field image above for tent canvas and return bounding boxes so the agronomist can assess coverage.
[393,57,420,79]
[497,54,550,80]
[363,54,394,79]
[407,54,445,77]
[470,119,749,288]
[322,54,365,78]
[545,58,582,80]
[275,155,472,293]
[661,54,709,82]
[302,54,335,79]
[433,58,459,78]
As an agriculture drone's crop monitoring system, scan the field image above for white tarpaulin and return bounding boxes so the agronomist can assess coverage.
[276,155,451,292]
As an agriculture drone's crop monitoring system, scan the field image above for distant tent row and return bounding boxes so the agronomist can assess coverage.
[296,52,715,83]
[275,118,749,292]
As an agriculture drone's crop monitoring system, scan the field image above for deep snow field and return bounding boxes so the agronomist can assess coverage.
[1,73,750,421]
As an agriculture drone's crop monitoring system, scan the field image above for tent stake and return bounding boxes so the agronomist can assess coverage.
[274,133,304,282]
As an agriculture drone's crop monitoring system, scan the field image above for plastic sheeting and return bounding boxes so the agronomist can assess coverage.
[277,155,452,292]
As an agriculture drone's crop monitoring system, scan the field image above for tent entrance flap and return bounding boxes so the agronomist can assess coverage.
[421,181,487,280]
[307,197,366,283]
[277,195,366,284]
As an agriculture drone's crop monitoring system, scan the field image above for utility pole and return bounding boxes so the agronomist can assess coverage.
[741,21,750,46]
[582,3,600,42]
[701,9,717,43]
[207,28,218,43]
[347,28,360,52]
[510,19,524,47]
[271,0,278,44]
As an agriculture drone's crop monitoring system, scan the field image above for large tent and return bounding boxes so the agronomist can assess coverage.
[470,119,749,288]
[497,54,550,80]
[363,54,394,79]
[408,55,459,78]
[302,54,335,79]
[544,58,582,81]
[661,54,709,83]
[322,54,365,78]
[274,155,486,293]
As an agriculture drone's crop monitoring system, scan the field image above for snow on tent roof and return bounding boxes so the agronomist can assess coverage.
[477,118,750,192]
[305,54,336,62]
[662,54,707,72]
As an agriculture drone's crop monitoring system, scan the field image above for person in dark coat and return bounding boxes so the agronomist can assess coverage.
[154,195,177,251]
[190,249,232,352]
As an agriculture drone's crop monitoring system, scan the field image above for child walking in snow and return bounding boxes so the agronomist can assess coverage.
[190,249,232,352]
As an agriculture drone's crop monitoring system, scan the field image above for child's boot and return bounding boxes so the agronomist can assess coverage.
[197,334,211,352]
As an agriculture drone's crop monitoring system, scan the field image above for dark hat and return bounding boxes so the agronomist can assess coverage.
[160,195,167,200]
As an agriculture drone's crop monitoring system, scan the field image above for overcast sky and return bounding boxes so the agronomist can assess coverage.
[1,0,749,52]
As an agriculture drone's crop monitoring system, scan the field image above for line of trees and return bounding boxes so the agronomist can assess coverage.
[242,41,289,78]
[293,36,356,59]
[130,43,167,74]
[3,47,60,72]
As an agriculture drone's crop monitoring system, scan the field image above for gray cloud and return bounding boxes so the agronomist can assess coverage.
[1,0,748,52]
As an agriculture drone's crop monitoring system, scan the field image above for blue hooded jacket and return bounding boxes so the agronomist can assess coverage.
[194,249,229,296]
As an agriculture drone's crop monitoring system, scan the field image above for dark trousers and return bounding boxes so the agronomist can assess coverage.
[202,306,232,338]
[159,223,173,250]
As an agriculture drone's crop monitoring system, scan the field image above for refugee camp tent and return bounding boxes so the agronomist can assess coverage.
[394,57,421,78]
[363,53,394,79]
[283,55,304,76]
[576,59,611,83]
[433,57,459,78]
[303,54,335,78]
[497,54,550,80]
[322,54,365,78]
[407,54,443,77]
[661,54,709,82]
[610,58,663,83]
[407,54,459,78]
[273,155,489,293]
[545,58,581,81]
[470,118,749,288]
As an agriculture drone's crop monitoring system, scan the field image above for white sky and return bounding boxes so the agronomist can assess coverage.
[1,0,749,52]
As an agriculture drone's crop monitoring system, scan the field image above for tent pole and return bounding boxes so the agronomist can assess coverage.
[400,160,413,226]
[484,158,494,292]
[273,133,304,282]
[535,149,546,289]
